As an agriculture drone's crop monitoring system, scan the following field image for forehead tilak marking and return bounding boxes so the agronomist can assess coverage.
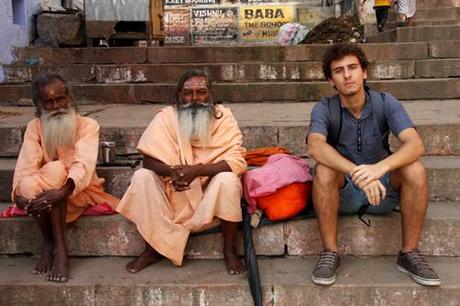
[183,79,208,89]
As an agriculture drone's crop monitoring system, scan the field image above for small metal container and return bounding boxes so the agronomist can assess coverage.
[99,141,116,164]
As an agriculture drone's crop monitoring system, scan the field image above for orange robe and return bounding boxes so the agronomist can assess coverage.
[12,115,119,222]
[116,105,247,265]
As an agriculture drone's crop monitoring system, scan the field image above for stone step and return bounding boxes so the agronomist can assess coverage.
[388,7,460,22]
[0,256,458,306]
[1,154,459,203]
[0,100,459,157]
[11,43,435,66]
[416,0,460,9]
[1,78,459,105]
[4,59,460,84]
[0,202,458,257]
[367,25,460,43]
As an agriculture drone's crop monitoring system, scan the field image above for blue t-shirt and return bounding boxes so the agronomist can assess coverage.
[308,92,415,165]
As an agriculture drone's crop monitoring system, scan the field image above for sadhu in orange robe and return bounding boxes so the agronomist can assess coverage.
[115,105,247,266]
[12,116,119,222]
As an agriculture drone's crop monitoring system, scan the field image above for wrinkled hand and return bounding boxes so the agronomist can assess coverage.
[170,165,200,192]
[14,195,30,210]
[350,164,387,189]
[26,189,68,215]
[361,180,387,205]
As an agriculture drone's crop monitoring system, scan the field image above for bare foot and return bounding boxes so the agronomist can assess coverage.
[126,246,162,273]
[46,248,69,282]
[224,250,245,275]
[32,244,54,275]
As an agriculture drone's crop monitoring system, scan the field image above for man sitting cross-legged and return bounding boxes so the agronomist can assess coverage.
[116,69,247,274]
[12,73,119,282]
[307,43,440,286]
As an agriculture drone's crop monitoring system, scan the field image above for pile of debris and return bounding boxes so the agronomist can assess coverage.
[300,15,365,44]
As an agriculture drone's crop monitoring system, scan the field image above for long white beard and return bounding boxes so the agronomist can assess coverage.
[41,107,77,160]
[178,103,213,145]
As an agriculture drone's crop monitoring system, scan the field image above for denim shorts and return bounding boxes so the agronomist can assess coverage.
[339,173,400,215]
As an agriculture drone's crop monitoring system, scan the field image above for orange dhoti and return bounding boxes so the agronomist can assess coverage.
[116,168,243,266]
[12,116,119,222]
[16,160,119,223]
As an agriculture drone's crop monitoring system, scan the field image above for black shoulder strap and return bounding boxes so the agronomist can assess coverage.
[326,94,342,148]
[367,89,391,153]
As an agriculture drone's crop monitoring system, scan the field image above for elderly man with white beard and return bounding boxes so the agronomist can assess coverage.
[116,69,247,274]
[12,73,119,282]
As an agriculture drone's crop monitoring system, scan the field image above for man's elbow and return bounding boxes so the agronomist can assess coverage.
[417,139,426,157]
[306,141,320,160]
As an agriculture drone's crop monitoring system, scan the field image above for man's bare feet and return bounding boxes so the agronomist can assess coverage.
[32,244,54,274]
[224,249,245,275]
[126,245,162,273]
[46,248,68,282]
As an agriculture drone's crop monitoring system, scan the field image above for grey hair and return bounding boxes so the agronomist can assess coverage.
[31,73,73,117]
[174,69,222,119]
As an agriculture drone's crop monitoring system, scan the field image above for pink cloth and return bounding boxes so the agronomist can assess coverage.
[0,203,116,218]
[243,154,312,213]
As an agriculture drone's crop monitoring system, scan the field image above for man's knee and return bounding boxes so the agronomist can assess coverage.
[397,160,427,187]
[314,164,343,188]
[132,168,153,181]
[211,172,241,187]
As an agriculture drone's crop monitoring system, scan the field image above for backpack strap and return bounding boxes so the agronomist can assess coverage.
[326,94,342,148]
[367,90,391,154]
[326,90,391,153]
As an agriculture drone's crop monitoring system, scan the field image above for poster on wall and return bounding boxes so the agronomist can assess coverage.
[240,5,294,42]
[164,9,191,45]
[191,7,240,45]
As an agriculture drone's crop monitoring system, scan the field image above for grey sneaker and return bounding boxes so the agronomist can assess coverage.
[311,249,340,285]
[396,249,441,286]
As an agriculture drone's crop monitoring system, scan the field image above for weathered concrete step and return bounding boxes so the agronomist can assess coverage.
[367,26,460,43]
[384,19,460,30]
[0,202,458,257]
[0,99,459,157]
[416,0,460,9]
[4,59,460,83]
[1,155,459,203]
[0,257,458,306]
[388,7,460,22]
[1,78,459,105]
[11,43,435,66]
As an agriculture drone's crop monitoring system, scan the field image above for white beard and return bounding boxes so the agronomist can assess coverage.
[40,107,77,160]
[178,103,213,145]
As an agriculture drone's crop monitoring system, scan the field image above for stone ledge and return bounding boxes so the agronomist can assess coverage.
[0,203,458,257]
[0,257,458,306]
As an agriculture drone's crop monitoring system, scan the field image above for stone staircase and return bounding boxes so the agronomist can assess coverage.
[0,0,459,304]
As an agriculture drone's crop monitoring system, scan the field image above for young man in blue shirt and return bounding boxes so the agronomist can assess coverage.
[307,43,440,286]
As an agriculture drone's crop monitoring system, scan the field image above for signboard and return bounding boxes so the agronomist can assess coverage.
[164,9,191,45]
[240,5,294,42]
[191,7,239,45]
[166,0,222,6]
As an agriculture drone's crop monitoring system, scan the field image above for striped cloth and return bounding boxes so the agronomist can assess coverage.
[0,203,117,218]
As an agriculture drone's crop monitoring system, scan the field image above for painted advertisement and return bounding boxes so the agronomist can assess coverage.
[240,5,294,42]
[164,9,191,45]
[191,7,239,45]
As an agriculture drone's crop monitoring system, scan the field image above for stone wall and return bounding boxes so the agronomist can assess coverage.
[0,0,41,81]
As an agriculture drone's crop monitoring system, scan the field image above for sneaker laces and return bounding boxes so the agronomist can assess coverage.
[316,251,338,271]
[406,250,434,272]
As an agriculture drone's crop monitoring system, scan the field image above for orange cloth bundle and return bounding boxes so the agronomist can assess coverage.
[245,147,291,166]
[257,182,311,221]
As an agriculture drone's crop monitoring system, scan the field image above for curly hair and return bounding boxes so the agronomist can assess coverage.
[175,69,222,119]
[322,43,369,80]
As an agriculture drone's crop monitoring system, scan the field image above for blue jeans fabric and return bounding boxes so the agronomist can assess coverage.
[339,173,400,215]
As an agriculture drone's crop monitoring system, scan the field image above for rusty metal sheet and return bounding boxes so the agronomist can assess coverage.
[85,0,150,21]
